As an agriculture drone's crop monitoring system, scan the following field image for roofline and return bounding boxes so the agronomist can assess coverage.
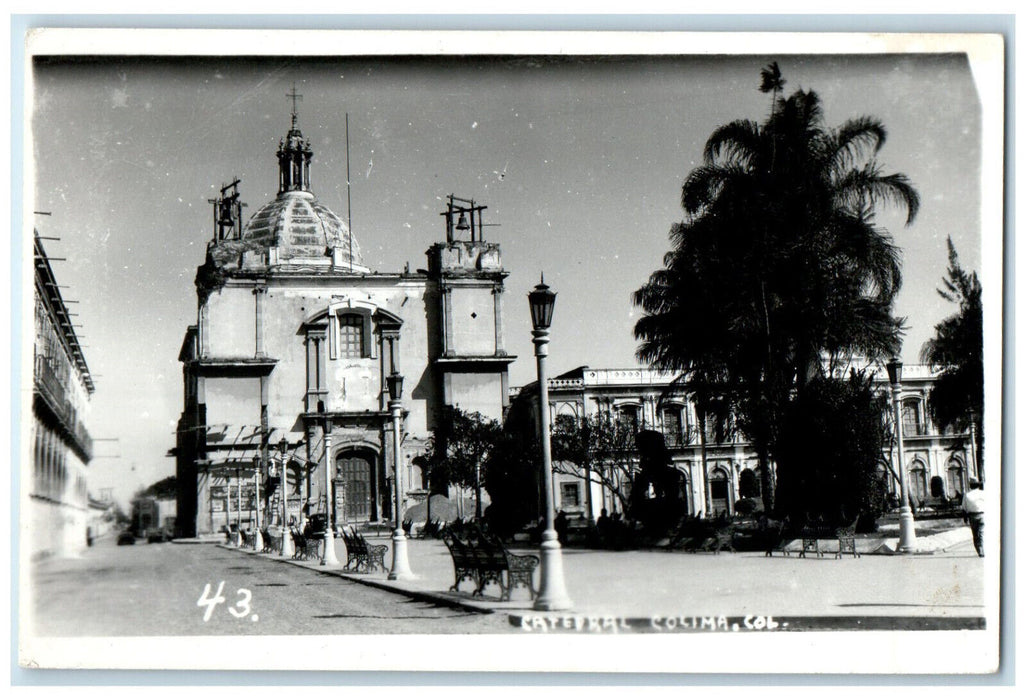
[34,232,94,393]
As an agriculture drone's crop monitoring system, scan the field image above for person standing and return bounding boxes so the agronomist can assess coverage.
[961,479,985,557]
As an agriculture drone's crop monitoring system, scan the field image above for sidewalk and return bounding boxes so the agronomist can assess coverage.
[214,524,982,624]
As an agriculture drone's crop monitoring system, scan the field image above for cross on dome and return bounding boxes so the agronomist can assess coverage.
[287,84,302,130]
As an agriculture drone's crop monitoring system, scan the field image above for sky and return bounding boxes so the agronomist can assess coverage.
[27,48,985,506]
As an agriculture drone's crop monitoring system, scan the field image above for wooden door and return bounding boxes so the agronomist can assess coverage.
[338,453,373,522]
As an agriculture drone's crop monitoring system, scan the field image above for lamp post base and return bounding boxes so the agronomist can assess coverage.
[388,530,416,580]
[252,530,263,552]
[321,529,340,566]
[898,506,918,553]
[533,529,573,611]
[280,528,295,559]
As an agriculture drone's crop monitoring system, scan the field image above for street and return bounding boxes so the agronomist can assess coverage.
[25,536,510,636]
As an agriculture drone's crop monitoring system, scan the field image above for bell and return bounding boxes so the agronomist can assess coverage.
[455,211,470,231]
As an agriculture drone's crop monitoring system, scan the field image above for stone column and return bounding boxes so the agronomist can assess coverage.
[493,284,504,354]
[253,286,266,357]
[442,285,453,355]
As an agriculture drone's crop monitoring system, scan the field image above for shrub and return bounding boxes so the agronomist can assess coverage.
[734,497,759,517]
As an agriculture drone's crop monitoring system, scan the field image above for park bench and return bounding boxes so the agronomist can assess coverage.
[341,528,388,572]
[261,529,278,554]
[291,529,320,561]
[798,516,860,558]
[442,527,540,601]
[672,517,736,553]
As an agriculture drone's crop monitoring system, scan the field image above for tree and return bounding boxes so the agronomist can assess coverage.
[482,430,541,538]
[634,63,919,512]
[423,408,502,519]
[551,413,639,517]
[774,371,890,531]
[920,237,984,477]
[139,475,177,500]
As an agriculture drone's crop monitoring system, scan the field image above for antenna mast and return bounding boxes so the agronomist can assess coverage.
[345,112,354,271]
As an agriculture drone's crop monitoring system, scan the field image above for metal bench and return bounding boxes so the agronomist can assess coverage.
[798,516,860,558]
[442,527,539,601]
[261,529,278,554]
[291,529,319,561]
[342,528,388,572]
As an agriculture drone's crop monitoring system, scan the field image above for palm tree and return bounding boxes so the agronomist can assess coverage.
[920,237,983,479]
[759,61,786,119]
[634,68,919,512]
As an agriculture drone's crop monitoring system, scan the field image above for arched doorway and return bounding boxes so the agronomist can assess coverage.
[336,450,377,523]
[908,460,928,507]
[677,469,691,516]
[946,458,966,499]
[709,466,730,516]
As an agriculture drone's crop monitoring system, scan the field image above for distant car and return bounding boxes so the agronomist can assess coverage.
[117,530,136,546]
[306,513,328,537]
[146,528,173,543]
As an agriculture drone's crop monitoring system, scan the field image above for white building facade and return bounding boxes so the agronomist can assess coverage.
[520,364,978,522]
[28,233,95,559]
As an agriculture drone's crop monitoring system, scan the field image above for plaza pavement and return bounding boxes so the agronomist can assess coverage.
[205,523,982,625]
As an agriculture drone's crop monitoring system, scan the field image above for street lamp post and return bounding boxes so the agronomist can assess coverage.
[319,408,340,566]
[967,408,981,485]
[387,371,415,580]
[529,276,573,611]
[886,358,917,553]
[251,455,263,551]
[278,437,295,558]
[235,466,243,547]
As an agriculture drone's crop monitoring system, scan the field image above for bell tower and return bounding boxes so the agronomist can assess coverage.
[426,195,515,421]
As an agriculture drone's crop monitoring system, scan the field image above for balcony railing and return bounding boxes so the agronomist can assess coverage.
[34,355,66,416]
[34,355,93,460]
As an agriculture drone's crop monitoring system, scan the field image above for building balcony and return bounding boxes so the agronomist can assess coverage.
[33,355,93,460]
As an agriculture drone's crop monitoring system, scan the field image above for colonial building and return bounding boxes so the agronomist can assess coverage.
[29,231,95,559]
[173,105,513,537]
[512,363,979,522]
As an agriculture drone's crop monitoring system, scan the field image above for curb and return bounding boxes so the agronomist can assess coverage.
[508,613,986,634]
[218,543,520,615]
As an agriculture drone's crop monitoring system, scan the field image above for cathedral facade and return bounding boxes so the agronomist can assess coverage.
[173,108,513,537]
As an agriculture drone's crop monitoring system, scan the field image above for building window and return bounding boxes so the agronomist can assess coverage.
[617,405,640,432]
[738,468,761,498]
[560,482,581,508]
[902,399,924,436]
[338,314,364,359]
[662,406,684,447]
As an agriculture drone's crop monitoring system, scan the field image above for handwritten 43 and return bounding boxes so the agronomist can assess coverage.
[197,581,256,622]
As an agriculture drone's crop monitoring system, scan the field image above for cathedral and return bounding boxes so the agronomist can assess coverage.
[173,104,514,537]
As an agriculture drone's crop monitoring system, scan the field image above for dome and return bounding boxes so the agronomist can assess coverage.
[242,190,363,267]
[204,105,367,272]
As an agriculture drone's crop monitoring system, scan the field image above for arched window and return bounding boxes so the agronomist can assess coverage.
[739,468,761,498]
